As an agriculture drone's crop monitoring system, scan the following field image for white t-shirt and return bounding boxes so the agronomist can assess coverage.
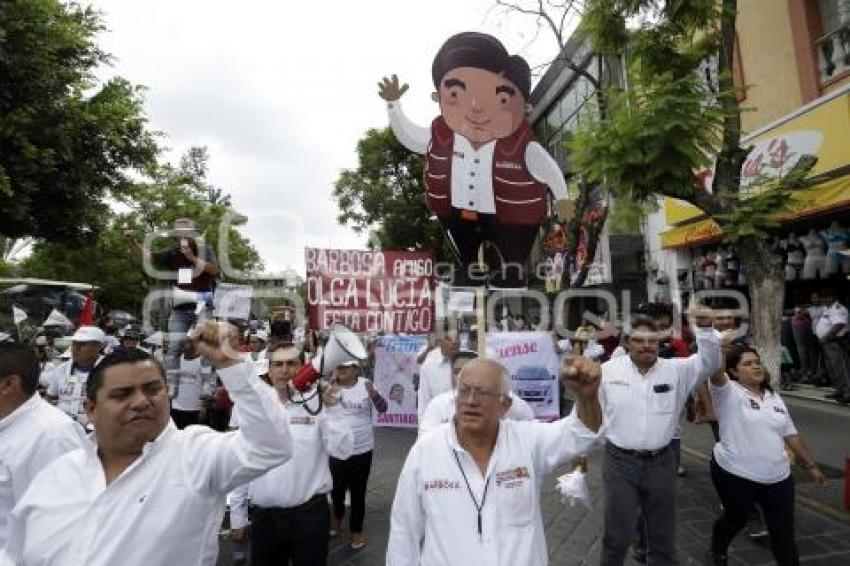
[172,355,203,412]
[47,360,101,426]
[815,301,848,340]
[335,377,376,455]
[711,380,797,484]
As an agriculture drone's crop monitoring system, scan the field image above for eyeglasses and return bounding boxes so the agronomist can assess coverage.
[456,384,503,402]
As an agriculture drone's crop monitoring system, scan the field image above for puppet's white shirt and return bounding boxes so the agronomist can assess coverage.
[387,101,568,215]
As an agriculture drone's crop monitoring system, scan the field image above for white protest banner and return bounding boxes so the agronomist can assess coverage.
[487,331,560,421]
[213,283,253,320]
[372,334,427,428]
[305,248,434,334]
[446,290,475,313]
[12,305,27,325]
[43,309,73,328]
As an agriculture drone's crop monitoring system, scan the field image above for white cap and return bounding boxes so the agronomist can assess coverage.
[70,326,107,344]
[252,330,269,342]
[338,359,360,368]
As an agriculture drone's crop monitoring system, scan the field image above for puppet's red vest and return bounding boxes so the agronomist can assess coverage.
[424,117,548,226]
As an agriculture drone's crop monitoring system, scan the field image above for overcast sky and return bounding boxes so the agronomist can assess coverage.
[92,0,563,277]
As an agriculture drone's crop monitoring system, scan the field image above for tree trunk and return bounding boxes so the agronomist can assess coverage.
[737,236,784,385]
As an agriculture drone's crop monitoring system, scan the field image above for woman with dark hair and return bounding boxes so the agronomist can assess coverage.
[326,361,388,550]
[707,345,824,566]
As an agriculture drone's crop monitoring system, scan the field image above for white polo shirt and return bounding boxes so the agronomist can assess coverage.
[387,414,601,566]
[0,395,87,549]
[599,327,721,450]
[418,390,536,437]
[417,350,452,422]
[1,361,292,566]
[228,389,353,528]
[711,380,797,484]
[815,301,848,340]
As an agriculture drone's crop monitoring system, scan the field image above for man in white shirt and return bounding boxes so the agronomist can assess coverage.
[419,350,535,436]
[249,330,268,361]
[171,338,210,429]
[387,357,602,565]
[44,325,106,427]
[0,343,87,550]
[416,333,457,423]
[378,32,571,288]
[577,312,722,566]
[815,292,850,404]
[1,321,292,566]
[229,342,353,566]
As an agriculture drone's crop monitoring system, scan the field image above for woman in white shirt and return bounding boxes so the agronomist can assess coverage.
[325,360,388,550]
[708,345,824,566]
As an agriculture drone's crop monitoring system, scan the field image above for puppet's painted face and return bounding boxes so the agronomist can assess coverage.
[437,66,526,145]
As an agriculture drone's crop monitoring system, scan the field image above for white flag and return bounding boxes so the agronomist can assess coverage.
[43,309,73,328]
[12,305,28,325]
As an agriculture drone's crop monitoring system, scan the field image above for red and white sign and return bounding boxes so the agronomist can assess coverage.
[305,248,435,334]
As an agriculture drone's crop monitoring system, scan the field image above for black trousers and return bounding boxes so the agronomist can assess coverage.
[710,457,798,566]
[444,211,538,287]
[250,494,330,566]
[170,409,200,430]
[330,450,373,533]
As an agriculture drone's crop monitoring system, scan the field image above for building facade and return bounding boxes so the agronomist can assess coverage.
[645,0,850,311]
[528,34,647,324]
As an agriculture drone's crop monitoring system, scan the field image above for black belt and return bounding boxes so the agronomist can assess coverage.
[250,493,326,516]
[609,442,671,460]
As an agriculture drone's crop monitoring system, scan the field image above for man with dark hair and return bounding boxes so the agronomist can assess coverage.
[379,31,571,287]
[1,322,292,566]
[569,309,723,566]
[0,343,86,549]
[815,291,850,404]
[126,218,219,370]
[229,341,352,566]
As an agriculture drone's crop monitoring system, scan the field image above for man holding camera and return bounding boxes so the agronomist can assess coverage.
[126,218,219,370]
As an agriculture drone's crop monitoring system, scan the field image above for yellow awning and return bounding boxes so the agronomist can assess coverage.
[660,87,850,249]
[660,173,850,249]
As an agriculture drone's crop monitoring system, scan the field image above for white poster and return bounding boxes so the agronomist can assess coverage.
[213,283,253,320]
[486,331,560,421]
[372,334,427,428]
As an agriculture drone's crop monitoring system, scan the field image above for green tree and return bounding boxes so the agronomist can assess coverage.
[333,128,453,261]
[570,0,812,377]
[22,148,262,313]
[0,0,157,241]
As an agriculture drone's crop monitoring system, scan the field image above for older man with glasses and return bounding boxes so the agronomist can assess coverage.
[418,350,535,436]
[387,356,602,565]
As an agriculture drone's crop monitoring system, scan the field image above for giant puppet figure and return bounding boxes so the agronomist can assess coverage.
[379,32,571,288]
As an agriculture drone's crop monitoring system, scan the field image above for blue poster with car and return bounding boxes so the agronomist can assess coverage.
[486,331,560,421]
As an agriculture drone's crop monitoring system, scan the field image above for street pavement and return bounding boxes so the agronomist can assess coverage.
[218,421,850,565]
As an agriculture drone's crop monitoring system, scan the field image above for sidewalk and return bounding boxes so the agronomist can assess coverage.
[782,383,850,407]
[323,427,850,566]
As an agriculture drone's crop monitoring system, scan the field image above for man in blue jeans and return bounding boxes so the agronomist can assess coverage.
[126,218,218,369]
